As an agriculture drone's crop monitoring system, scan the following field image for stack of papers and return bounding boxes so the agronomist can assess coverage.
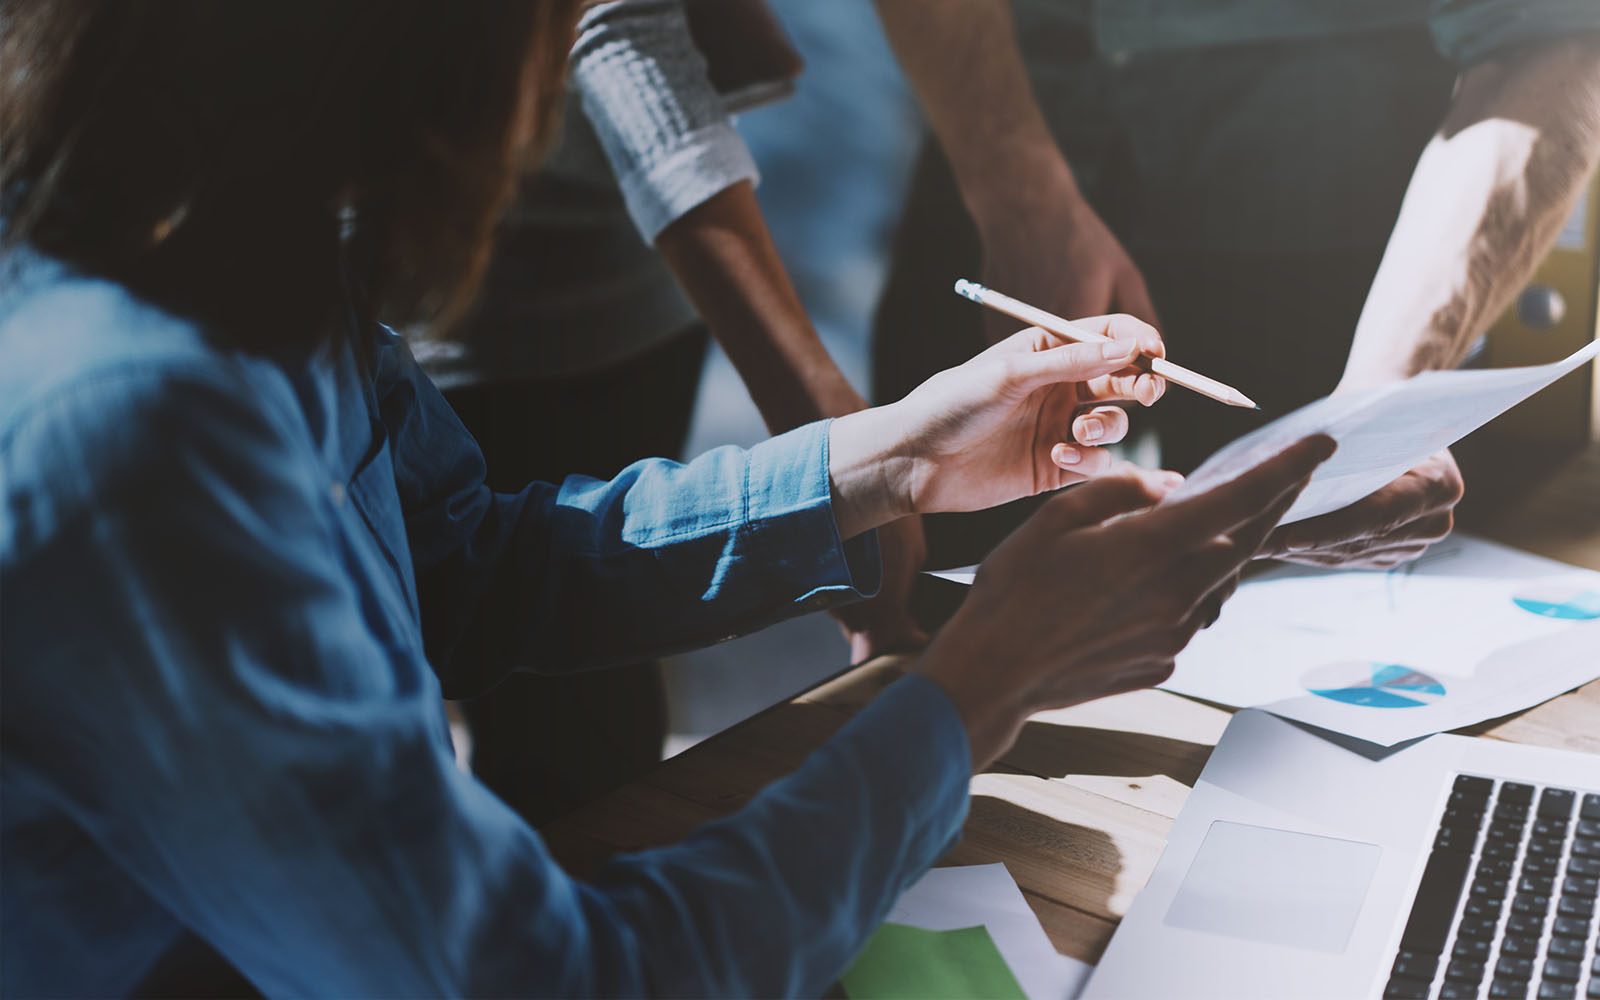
[842,864,1092,1000]
[1166,534,1600,746]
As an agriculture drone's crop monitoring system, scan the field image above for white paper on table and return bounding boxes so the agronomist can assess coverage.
[1165,534,1600,746]
[886,863,1093,1000]
[1171,339,1600,524]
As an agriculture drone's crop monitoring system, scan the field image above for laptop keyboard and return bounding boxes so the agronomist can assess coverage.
[1384,775,1600,1000]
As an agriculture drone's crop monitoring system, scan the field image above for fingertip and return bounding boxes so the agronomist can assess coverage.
[1052,442,1082,468]
[1137,373,1166,406]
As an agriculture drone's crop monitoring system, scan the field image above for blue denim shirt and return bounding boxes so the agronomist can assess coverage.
[0,250,971,997]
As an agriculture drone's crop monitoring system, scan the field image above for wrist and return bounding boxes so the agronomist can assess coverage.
[913,600,1032,771]
[827,405,915,540]
[961,146,1082,238]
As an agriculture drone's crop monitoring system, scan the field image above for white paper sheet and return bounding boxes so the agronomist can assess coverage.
[1172,340,1600,524]
[1164,534,1600,745]
[887,863,1094,1000]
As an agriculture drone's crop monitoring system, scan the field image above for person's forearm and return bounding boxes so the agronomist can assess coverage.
[872,0,1078,225]
[656,181,868,431]
[1340,36,1600,390]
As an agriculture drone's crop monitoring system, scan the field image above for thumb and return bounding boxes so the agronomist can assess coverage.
[1006,338,1140,396]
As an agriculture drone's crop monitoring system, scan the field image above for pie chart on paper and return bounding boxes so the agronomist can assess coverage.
[1511,585,1600,621]
[1301,662,1448,709]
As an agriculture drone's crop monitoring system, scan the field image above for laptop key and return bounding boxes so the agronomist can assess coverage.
[1490,979,1531,999]
[1440,983,1479,999]
[1558,896,1594,918]
[1539,981,1577,999]
[1505,935,1544,958]
[1467,896,1505,920]
[1499,956,1537,979]
[1547,937,1587,961]
[1579,793,1600,821]
[1508,913,1545,937]
[1401,849,1475,953]
[1454,937,1491,961]
[1573,838,1600,859]
[1527,855,1564,876]
[1392,950,1439,981]
[1503,783,1536,805]
[1569,857,1600,878]
[1446,958,1486,985]
[1540,788,1577,819]
[1543,957,1582,982]
[1383,978,1431,999]
[1477,877,1512,899]
[1552,915,1590,938]
[1524,874,1558,896]
[1577,818,1600,839]
[1535,817,1569,839]
[1530,837,1567,858]
[1455,774,1494,799]
[1561,875,1599,899]
[1460,915,1500,940]
[1514,893,1553,916]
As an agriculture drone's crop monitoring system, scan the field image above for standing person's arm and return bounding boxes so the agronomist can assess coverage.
[871,0,1158,338]
[575,0,926,658]
[1262,33,1600,567]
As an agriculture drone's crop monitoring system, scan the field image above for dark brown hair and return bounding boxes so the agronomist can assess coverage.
[1,0,583,351]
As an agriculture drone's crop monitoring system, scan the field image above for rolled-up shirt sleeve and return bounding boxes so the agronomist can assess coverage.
[2,359,966,997]
[380,333,881,691]
[1429,0,1600,66]
[570,0,760,242]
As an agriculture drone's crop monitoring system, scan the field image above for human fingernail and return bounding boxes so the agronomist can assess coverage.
[1054,444,1082,466]
[1162,471,1185,489]
[1078,417,1105,442]
[1101,339,1136,360]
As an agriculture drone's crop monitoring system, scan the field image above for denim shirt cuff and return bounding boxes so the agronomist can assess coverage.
[745,419,884,609]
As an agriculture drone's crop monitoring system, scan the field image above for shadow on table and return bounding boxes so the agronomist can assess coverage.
[1003,721,1215,787]
[954,794,1126,961]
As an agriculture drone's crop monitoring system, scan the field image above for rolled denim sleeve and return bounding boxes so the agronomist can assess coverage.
[1430,0,1600,65]
[380,335,880,692]
[1,359,966,998]
[570,0,760,241]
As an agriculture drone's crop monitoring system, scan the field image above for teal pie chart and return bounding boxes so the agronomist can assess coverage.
[1302,662,1447,709]
[1511,585,1600,621]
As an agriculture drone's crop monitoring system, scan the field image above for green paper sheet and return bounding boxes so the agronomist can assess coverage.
[840,922,1028,1000]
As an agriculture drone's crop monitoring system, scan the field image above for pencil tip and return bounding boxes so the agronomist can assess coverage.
[953,278,984,302]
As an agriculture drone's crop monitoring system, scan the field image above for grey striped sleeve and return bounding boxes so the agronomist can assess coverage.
[571,0,761,242]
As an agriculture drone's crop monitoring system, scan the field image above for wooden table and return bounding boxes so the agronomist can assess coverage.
[543,444,1600,966]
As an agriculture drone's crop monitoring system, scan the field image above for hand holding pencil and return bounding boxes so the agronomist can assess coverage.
[955,280,1259,410]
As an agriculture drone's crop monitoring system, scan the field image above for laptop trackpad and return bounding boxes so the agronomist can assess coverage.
[1163,820,1382,954]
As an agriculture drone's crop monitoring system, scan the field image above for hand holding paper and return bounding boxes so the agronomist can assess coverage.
[1169,340,1600,530]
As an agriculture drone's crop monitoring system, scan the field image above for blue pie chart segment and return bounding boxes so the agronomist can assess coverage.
[1303,662,1447,710]
[1511,586,1600,621]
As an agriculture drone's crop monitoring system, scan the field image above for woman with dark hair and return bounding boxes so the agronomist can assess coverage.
[0,1,1331,995]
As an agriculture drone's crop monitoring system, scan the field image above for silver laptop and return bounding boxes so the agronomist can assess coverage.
[1083,709,1600,1000]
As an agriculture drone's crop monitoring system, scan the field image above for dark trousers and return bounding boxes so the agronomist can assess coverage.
[443,327,708,826]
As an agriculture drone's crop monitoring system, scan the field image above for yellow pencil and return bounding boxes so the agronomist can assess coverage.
[954,279,1259,409]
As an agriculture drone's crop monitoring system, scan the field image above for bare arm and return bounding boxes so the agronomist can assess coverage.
[872,0,1157,335]
[655,181,867,429]
[1265,36,1600,567]
[1340,35,1600,389]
